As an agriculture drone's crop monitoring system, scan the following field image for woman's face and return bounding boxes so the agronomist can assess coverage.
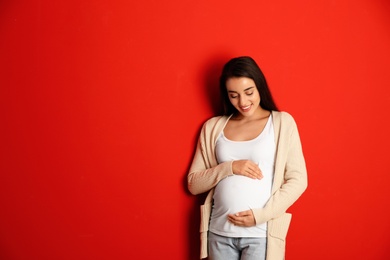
[226,77,261,117]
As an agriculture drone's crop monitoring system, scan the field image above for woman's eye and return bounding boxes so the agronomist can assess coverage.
[230,95,238,99]
[246,92,253,95]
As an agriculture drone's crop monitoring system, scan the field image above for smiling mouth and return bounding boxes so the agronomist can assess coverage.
[240,105,251,111]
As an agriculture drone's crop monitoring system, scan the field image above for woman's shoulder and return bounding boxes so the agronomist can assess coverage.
[272,110,294,120]
[272,111,298,127]
[200,115,231,136]
[203,115,230,127]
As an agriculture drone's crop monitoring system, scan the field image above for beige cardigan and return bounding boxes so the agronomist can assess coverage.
[188,111,308,259]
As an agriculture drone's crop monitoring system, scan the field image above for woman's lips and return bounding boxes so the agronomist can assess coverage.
[240,104,251,112]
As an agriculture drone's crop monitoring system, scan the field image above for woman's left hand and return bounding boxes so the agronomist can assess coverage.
[228,210,256,227]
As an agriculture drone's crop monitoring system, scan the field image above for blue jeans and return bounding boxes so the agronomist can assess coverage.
[208,232,267,260]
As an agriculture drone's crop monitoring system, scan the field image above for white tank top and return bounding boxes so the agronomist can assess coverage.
[210,115,275,237]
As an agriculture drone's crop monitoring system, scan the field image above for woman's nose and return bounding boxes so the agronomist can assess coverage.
[239,96,247,105]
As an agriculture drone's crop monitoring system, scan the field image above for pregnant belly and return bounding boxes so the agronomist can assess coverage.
[212,174,272,218]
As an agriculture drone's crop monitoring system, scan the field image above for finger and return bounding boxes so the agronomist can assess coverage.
[252,169,262,179]
[245,167,258,179]
[246,170,257,179]
[228,211,248,220]
[228,214,243,222]
[231,217,248,226]
[247,164,261,177]
[254,167,263,177]
[228,216,244,226]
[230,217,248,227]
[227,216,238,225]
[228,213,239,220]
[248,168,262,179]
[256,169,263,179]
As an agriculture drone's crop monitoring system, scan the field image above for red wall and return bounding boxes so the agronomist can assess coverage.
[1,0,390,259]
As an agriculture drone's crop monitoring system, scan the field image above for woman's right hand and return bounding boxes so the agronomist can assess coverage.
[232,160,263,179]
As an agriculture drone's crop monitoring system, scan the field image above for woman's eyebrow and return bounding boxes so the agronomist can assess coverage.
[244,86,255,91]
[228,86,255,93]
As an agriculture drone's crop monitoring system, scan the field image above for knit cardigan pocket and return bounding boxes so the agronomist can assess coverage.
[199,202,212,259]
[268,213,292,244]
[264,213,292,259]
[199,203,211,232]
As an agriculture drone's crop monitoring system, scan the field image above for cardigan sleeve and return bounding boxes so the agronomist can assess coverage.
[252,115,308,224]
[187,119,234,195]
[187,136,234,195]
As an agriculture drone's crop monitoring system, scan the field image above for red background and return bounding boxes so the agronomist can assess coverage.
[1,0,390,259]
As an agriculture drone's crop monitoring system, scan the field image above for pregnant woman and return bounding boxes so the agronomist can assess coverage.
[188,56,307,260]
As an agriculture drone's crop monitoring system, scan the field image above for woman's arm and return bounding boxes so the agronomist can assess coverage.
[252,119,308,224]
[187,139,233,195]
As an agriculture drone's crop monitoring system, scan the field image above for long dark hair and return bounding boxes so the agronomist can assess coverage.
[219,56,278,115]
